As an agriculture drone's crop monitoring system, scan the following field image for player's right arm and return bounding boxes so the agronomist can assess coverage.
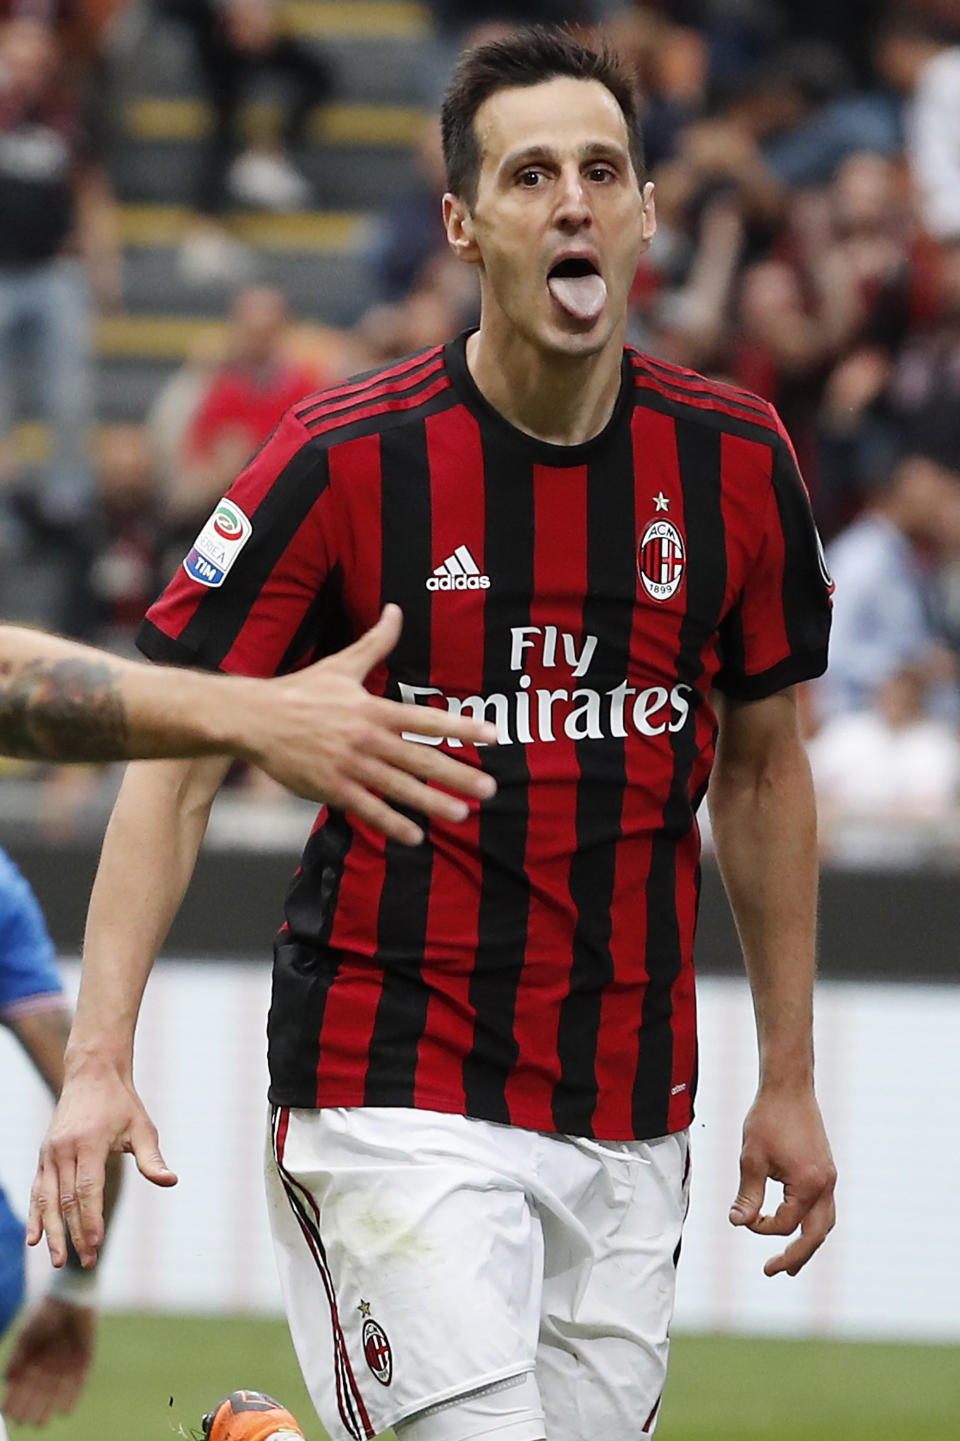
[27,753,231,1270]
[0,609,496,844]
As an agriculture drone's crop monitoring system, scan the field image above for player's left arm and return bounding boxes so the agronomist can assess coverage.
[1,1005,122,1425]
[708,685,836,1278]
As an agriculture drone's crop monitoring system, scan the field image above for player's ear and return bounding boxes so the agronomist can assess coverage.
[443,193,481,264]
[640,181,657,246]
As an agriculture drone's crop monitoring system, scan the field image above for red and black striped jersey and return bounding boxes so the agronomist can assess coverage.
[139,333,831,1141]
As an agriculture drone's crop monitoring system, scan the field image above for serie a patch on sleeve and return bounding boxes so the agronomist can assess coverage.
[183,498,253,588]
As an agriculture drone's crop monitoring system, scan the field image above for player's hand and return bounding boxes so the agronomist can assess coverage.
[27,1060,176,1270]
[729,1086,836,1277]
[2,1296,96,1425]
[246,605,498,845]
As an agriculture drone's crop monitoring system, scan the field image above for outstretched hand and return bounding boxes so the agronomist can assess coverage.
[249,604,498,845]
[2,1296,97,1425]
[27,1061,175,1271]
[729,1087,836,1277]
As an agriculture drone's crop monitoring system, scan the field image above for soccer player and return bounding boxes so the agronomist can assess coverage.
[0,848,121,1436]
[29,27,836,1441]
[0,614,497,843]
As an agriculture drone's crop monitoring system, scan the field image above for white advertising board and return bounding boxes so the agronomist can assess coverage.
[1,964,957,1340]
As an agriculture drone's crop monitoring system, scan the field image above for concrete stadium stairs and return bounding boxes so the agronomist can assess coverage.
[1,4,437,621]
[67,1,431,427]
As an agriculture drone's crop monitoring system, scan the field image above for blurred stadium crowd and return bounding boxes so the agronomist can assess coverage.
[2,0,960,866]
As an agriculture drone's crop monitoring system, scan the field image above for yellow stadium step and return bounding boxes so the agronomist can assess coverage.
[116,205,366,252]
[10,421,57,464]
[92,314,343,364]
[94,314,235,360]
[0,317,217,377]
[127,99,427,148]
[275,1,429,38]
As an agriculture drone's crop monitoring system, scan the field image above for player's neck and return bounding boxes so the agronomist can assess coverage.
[465,325,624,447]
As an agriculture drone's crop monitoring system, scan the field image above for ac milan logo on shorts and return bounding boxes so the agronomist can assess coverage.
[362,1318,393,1386]
[638,519,685,601]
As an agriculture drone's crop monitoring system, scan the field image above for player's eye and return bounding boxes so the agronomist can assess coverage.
[586,164,616,183]
[517,168,547,188]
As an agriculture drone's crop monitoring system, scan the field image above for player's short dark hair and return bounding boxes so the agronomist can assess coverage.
[440,26,645,207]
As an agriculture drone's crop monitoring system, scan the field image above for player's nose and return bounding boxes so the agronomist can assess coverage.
[554,166,591,229]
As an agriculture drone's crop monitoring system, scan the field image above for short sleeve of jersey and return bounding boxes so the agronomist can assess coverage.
[138,407,336,678]
[715,425,833,702]
[0,850,63,1022]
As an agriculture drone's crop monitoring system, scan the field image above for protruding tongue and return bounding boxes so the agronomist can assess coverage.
[548,271,607,322]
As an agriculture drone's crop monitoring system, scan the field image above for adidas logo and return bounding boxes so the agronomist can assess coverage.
[426,544,491,591]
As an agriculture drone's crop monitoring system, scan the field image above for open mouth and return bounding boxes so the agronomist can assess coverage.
[547,256,607,323]
[549,257,600,280]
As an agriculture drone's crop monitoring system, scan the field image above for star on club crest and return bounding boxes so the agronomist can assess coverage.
[653,492,670,512]
[358,1299,372,1316]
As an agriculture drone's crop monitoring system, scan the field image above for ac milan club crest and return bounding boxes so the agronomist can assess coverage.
[638,518,685,601]
[362,1317,393,1386]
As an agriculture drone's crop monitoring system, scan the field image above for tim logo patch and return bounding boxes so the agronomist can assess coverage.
[638,518,685,601]
[362,1318,393,1386]
[184,499,252,588]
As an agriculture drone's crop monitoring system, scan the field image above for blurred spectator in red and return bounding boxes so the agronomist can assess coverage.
[637,145,934,529]
[734,257,832,408]
[884,239,960,469]
[626,38,892,359]
[746,151,933,524]
[0,1,129,132]
[0,0,123,56]
[159,285,326,565]
[61,424,163,649]
[0,16,120,525]
[791,156,919,347]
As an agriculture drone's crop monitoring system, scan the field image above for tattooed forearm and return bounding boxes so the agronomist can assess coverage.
[0,657,130,761]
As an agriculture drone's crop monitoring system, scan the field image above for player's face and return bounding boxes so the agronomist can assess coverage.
[444,76,655,360]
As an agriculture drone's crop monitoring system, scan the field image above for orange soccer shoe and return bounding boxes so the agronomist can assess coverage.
[201,1389,306,1441]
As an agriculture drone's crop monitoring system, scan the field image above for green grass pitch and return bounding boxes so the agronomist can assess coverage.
[2,1316,957,1440]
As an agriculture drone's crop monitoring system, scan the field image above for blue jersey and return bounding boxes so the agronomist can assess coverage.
[0,848,63,1023]
[0,847,64,1335]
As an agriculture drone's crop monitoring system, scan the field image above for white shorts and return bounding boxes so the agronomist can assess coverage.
[266,1107,690,1441]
